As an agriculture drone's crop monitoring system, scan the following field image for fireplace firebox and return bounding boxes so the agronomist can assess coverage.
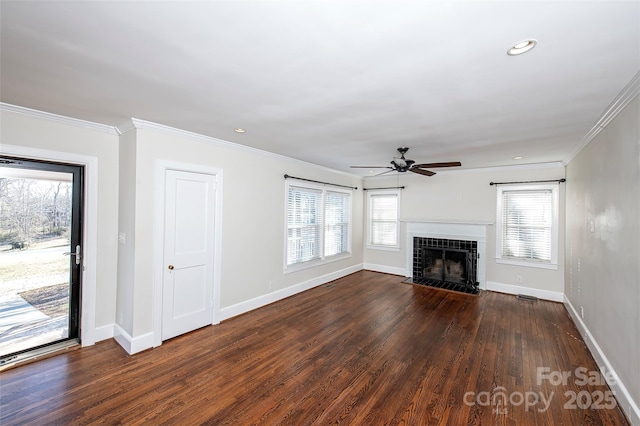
[411,237,479,294]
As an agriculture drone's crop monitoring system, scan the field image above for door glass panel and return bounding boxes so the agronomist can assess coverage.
[0,167,74,357]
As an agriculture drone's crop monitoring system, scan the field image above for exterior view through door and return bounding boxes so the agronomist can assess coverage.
[0,156,83,363]
[162,169,216,341]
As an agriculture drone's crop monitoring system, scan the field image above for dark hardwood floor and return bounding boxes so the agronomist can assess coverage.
[0,271,629,425]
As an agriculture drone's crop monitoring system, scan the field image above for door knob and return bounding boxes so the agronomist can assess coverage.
[168,265,174,270]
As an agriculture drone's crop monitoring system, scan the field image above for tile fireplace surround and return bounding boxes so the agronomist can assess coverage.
[404,220,491,290]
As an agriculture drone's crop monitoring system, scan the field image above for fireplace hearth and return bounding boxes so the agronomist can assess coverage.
[411,237,479,295]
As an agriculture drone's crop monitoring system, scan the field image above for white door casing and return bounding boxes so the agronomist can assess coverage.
[0,144,99,346]
[155,163,222,344]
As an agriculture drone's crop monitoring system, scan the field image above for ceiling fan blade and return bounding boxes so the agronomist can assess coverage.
[350,166,393,169]
[375,169,397,177]
[409,168,436,176]
[412,162,462,168]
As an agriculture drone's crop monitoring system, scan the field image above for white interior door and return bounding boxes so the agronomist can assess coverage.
[162,170,216,341]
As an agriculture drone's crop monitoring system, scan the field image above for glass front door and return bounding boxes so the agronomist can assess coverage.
[0,156,83,362]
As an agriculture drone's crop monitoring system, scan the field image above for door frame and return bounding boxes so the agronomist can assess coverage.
[153,160,223,347]
[0,144,99,346]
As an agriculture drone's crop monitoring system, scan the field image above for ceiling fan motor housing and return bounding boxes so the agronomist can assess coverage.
[391,158,414,172]
[392,147,414,171]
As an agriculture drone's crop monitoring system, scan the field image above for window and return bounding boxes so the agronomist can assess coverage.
[367,190,400,250]
[495,184,559,269]
[286,182,352,269]
[325,191,351,257]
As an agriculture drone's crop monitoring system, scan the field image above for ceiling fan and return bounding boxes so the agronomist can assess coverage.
[351,147,461,176]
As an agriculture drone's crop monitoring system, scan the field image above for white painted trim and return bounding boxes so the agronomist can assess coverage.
[494,258,558,270]
[220,264,362,321]
[121,118,362,179]
[363,263,406,276]
[0,145,100,346]
[283,179,354,273]
[283,253,353,274]
[565,71,640,164]
[0,102,119,135]
[115,119,137,135]
[114,324,154,355]
[401,219,493,225]
[366,189,401,250]
[93,324,115,343]
[564,296,640,425]
[495,183,560,269]
[153,161,224,348]
[485,281,563,302]
[365,245,401,252]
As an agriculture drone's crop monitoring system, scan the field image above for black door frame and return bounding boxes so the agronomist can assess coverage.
[0,155,84,359]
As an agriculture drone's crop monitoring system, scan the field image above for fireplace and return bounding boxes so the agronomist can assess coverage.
[411,237,479,294]
[405,220,490,293]
[422,248,469,284]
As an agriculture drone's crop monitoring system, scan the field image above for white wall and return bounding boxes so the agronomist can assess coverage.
[116,121,364,349]
[115,129,137,336]
[0,107,120,339]
[565,94,639,423]
[363,164,566,299]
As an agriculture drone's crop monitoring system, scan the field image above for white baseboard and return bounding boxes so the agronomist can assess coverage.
[113,324,154,355]
[485,281,564,302]
[363,263,406,276]
[220,264,362,321]
[89,324,114,344]
[564,296,640,425]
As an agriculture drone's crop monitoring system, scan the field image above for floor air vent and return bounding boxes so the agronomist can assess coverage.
[516,294,539,302]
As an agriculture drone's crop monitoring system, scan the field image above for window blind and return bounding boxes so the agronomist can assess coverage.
[370,193,398,246]
[287,186,322,265]
[501,189,552,261]
[325,191,350,256]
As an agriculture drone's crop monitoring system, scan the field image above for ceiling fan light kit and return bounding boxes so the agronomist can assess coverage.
[351,147,461,177]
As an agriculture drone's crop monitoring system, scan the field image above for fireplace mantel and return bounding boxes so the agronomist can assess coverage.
[404,220,491,289]
[401,219,493,226]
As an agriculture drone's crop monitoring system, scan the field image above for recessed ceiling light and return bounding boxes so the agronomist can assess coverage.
[507,39,537,56]
[234,128,246,133]
[513,156,523,160]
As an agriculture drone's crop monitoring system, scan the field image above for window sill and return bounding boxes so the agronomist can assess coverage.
[366,244,400,252]
[284,252,352,274]
[495,258,558,270]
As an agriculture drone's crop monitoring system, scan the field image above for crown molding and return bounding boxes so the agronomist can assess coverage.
[564,70,640,164]
[0,103,119,135]
[117,118,363,180]
[115,119,137,135]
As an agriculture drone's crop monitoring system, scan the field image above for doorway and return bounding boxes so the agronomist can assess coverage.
[0,156,83,363]
[154,163,223,346]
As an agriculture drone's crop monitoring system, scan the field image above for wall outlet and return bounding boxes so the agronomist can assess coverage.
[590,220,595,233]
[269,281,273,291]
[516,275,522,284]
[118,232,126,244]
[580,306,584,319]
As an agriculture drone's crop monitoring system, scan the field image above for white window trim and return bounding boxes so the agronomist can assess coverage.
[366,189,401,252]
[283,180,352,273]
[495,183,559,270]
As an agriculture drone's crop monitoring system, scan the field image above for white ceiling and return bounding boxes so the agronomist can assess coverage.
[1,1,639,176]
